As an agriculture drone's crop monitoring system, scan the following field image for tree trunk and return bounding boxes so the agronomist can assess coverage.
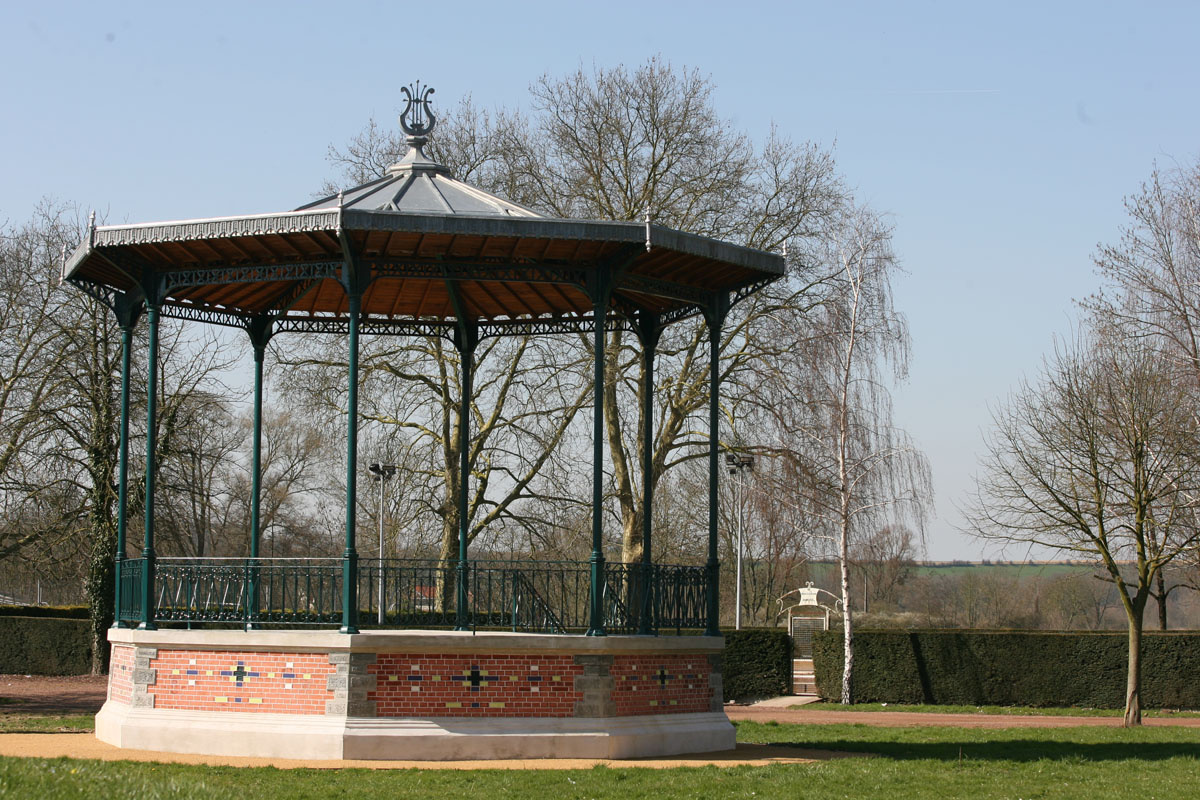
[840,524,854,705]
[1123,607,1144,727]
[1155,569,1168,630]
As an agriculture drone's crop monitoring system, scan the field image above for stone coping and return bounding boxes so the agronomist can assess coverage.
[108,628,724,655]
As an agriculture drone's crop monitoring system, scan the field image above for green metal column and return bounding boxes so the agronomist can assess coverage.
[341,293,361,634]
[587,275,609,637]
[111,302,139,627]
[705,304,724,636]
[139,302,160,631]
[637,314,659,635]
[454,326,475,631]
[247,317,270,631]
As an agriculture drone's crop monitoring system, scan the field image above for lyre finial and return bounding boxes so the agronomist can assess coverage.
[399,80,436,141]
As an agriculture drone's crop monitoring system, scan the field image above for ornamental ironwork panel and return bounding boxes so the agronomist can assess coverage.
[127,556,708,633]
[117,559,143,623]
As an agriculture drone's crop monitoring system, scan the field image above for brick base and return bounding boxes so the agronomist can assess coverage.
[98,628,731,760]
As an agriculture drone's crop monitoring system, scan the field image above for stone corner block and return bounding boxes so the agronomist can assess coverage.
[573,654,613,675]
[346,700,377,717]
[131,668,157,686]
[130,693,156,709]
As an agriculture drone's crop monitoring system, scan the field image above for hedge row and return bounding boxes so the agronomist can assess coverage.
[722,628,793,701]
[0,605,89,619]
[0,616,92,675]
[813,630,1200,708]
[0,614,795,698]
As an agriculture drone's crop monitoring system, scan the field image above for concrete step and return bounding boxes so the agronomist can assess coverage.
[792,658,818,695]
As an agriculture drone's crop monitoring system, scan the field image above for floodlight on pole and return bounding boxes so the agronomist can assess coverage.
[368,462,397,625]
[725,453,754,630]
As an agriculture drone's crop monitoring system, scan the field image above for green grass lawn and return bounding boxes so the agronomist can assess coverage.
[1,721,1198,799]
[792,702,1200,718]
[0,714,93,733]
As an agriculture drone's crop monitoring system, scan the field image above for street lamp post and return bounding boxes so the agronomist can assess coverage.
[725,453,754,630]
[368,462,397,625]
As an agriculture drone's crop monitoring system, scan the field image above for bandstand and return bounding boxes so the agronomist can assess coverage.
[63,84,783,760]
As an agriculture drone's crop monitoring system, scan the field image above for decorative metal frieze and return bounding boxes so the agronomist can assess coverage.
[619,273,712,306]
[162,260,342,293]
[66,277,122,313]
[273,316,455,339]
[368,258,588,289]
[659,304,703,327]
[731,275,782,308]
[477,314,633,340]
[93,212,339,247]
[263,278,323,314]
[159,303,252,330]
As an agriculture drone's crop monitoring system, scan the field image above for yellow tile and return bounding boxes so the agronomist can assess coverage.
[249,698,263,704]
[215,697,228,703]
[489,702,504,709]
[446,702,462,708]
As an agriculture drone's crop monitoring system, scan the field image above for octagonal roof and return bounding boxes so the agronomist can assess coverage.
[63,87,783,337]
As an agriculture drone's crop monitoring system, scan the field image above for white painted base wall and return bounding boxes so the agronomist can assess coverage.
[95,702,736,761]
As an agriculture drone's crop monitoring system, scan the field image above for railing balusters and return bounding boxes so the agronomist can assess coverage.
[133,557,708,632]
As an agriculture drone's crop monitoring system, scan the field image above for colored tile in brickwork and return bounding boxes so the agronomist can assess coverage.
[367,653,583,718]
[610,655,713,716]
[147,649,334,715]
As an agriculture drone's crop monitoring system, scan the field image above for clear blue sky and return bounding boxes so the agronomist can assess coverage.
[3,1,1197,559]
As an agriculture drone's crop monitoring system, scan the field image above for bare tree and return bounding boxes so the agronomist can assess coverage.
[1089,161,1200,384]
[318,59,850,577]
[761,205,931,704]
[966,334,1200,725]
[851,525,920,614]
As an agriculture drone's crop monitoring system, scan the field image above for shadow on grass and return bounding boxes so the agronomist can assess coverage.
[763,738,1200,763]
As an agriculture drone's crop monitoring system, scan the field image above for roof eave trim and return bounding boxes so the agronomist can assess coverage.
[92,210,342,247]
[62,239,92,282]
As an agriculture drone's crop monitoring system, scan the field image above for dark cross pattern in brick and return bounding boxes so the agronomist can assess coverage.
[220,661,260,687]
[453,665,494,692]
[656,668,673,688]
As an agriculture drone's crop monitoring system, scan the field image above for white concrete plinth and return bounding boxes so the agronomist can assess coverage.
[96,702,735,760]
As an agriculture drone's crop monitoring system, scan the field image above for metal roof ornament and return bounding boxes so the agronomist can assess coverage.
[383,81,451,179]
[399,81,436,141]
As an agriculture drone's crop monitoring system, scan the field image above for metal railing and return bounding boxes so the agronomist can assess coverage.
[117,559,143,623]
[115,557,710,634]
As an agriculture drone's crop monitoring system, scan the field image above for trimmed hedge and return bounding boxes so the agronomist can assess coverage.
[0,605,89,619]
[722,628,793,701]
[0,613,794,692]
[0,616,92,675]
[813,630,1200,708]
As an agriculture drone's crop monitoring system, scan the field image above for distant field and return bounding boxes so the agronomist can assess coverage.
[804,561,1100,582]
